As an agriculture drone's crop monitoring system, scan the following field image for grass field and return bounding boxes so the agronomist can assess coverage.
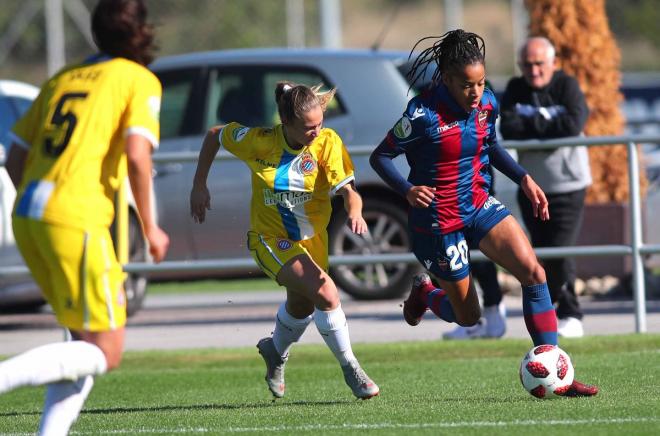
[1,335,658,435]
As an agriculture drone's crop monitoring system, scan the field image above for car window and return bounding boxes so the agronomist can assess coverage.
[207,66,344,129]
[207,69,262,128]
[263,70,344,124]
[397,59,438,95]
[158,69,198,139]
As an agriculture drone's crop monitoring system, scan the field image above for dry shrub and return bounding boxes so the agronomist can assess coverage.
[525,0,647,203]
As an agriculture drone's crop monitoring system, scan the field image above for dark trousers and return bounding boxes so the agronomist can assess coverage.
[471,171,503,309]
[517,188,586,320]
[471,260,502,307]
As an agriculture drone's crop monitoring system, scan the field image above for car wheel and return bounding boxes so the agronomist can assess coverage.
[125,212,148,317]
[328,197,419,300]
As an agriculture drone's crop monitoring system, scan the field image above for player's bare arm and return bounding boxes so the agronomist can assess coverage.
[126,134,169,263]
[190,125,223,223]
[520,174,550,221]
[338,182,367,234]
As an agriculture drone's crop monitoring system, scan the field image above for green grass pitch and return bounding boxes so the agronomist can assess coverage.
[1,335,658,435]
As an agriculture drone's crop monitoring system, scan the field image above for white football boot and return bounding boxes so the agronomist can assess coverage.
[557,317,584,338]
[341,361,379,399]
[256,337,287,398]
[442,320,487,340]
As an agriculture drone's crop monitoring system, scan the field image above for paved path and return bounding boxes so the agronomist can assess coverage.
[1,290,659,355]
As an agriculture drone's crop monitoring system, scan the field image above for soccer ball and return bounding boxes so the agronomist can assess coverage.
[519,345,574,399]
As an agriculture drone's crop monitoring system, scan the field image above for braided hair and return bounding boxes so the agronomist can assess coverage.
[406,29,485,90]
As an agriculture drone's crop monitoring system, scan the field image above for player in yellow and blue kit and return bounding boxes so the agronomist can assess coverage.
[190,82,379,400]
[0,1,169,434]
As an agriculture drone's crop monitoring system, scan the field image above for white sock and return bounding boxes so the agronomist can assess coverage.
[272,303,313,357]
[38,375,94,436]
[0,341,107,394]
[313,305,357,366]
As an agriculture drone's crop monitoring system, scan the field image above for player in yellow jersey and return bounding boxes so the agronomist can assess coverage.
[190,82,379,400]
[0,1,169,434]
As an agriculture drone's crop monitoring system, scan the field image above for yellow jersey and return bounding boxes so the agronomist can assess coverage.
[220,122,354,241]
[10,55,161,230]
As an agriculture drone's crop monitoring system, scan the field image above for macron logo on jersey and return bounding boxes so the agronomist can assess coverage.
[410,107,425,120]
[438,121,459,133]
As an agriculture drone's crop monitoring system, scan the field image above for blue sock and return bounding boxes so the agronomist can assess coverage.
[427,289,456,323]
[522,283,558,346]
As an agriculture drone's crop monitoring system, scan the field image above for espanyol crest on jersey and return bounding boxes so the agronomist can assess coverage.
[297,152,317,175]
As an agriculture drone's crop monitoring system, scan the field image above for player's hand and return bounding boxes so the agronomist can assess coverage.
[145,225,170,263]
[406,185,434,208]
[190,184,211,223]
[346,214,368,234]
[521,175,549,220]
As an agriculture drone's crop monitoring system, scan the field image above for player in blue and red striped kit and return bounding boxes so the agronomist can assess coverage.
[370,29,598,397]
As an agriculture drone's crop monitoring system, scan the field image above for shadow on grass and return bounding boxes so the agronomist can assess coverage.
[0,399,352,418]
[0,394,531,427]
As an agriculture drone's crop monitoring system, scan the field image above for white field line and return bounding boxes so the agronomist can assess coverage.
[2,416,656,435]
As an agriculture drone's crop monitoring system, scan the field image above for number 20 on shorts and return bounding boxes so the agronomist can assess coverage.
[446,239,469,271]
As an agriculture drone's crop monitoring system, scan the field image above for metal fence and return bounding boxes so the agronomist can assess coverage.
[2,133,660,332]
[143,133,660,334]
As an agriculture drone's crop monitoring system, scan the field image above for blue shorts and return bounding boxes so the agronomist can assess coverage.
[411,196,511,282]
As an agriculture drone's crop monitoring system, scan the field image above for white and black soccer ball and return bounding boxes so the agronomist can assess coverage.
[519,344,574,398]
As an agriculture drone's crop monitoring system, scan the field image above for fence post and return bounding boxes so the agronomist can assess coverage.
[627,141,646,332]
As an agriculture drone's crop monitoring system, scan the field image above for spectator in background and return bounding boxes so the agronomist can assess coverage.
[499,36,592,338]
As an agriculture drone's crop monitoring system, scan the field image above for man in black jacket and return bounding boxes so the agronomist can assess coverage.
[499,37,592,338]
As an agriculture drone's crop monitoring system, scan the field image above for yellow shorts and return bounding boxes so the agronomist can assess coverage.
[247,230,328,282]
[12,217,127,332]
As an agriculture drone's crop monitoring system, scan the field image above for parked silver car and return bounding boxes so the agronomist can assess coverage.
[150,48,426,299]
